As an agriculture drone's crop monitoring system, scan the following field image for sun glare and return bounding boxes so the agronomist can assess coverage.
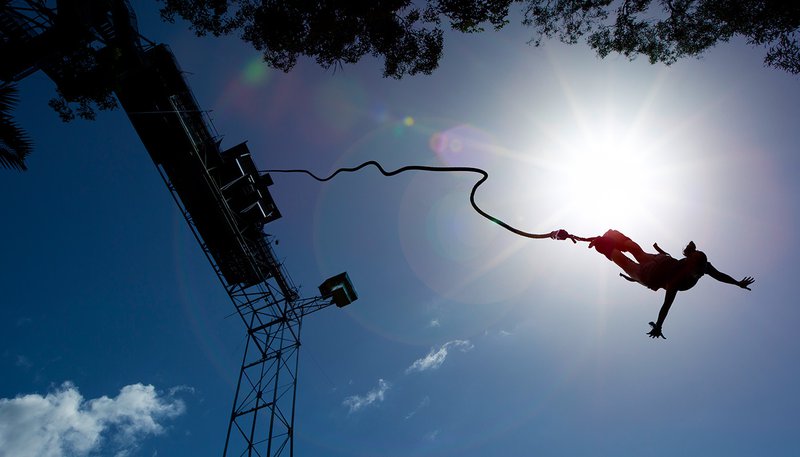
[540,119,662,234]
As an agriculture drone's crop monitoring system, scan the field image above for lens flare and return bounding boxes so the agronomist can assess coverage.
[242,56,271,85]
[429,124,500,168]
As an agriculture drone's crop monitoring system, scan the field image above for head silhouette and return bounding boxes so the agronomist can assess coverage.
[683,241,708,274]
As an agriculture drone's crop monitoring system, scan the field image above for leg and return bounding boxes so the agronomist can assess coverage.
[621,239,652,264]
[590,230,637,261]
[603,230,656,264]
[610,250,644,283]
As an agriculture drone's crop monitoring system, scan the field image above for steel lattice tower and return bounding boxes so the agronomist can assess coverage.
[158,158,354,457]
[1,2,357,456]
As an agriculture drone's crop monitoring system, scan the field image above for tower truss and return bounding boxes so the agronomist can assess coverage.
[1,2,357,456]
[159,161,352,457]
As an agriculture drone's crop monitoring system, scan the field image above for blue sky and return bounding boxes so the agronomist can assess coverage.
[2,1,799,456]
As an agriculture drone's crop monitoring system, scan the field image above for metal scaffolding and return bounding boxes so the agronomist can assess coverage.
[158,159,346,457]
[1,2,357,456]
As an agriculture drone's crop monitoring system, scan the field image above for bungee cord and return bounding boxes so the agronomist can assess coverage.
[261,160,597,244]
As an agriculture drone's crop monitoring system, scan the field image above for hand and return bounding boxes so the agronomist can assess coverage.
[647,322,666,339]
[738,276,755,290]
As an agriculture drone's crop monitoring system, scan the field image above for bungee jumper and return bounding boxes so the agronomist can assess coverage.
[263,161,755,339]
[588,230,754,339]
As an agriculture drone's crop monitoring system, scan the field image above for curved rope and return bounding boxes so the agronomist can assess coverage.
[262,161,596,243]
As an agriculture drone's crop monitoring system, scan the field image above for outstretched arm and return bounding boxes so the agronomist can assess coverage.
[647,288,677,339]
[706,263,755,290]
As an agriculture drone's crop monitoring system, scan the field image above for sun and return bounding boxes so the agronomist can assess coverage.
[536,117,664,235]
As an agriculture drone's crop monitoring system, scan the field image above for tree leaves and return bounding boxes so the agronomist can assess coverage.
[159,0,800,76]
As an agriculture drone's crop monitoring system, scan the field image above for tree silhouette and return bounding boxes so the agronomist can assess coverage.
[0,82,32,171]
[159,0,800,77]
[587,0,800,74]
[1,3,121,169]
[45,45,119,122]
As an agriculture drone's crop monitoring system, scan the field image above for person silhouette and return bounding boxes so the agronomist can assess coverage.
[589,230,754,339]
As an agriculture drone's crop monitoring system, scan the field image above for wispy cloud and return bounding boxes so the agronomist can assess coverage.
[405,340,474,374]
[425,429,441,441]
[167,385,195,396]
[15,355,32,369]
[342,379,390,413]
[0,382,187,457]
[428,319,440,328]
[404,395,430,420]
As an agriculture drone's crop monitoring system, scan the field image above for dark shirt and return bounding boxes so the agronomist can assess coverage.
[640,255,706,291]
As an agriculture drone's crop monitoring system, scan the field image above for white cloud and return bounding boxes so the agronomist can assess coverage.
[428,319,440,328]
[0,382,187,457]
[342,379,390,413]
[405,340,474,374]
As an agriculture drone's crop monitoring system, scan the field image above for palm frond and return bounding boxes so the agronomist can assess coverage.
[0,82,33,171]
